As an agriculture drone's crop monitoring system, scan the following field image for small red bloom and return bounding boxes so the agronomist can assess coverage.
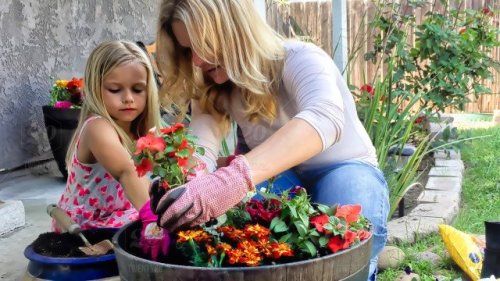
[342,229,357,248]
[134,133,166,155]
[327,235,344,253]
[482,7,493,17]
[135,158,153,177]
[360,84,374,96]
[310,214,330,233]
[415,116,425,124]
[335,204,362,224]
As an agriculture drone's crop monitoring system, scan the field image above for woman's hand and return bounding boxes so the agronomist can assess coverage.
[150,156,254,232]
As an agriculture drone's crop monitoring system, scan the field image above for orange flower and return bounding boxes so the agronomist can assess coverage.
[335,204,362,224]
[255,238,272,258]
[206,244,217,256]
[217,225,246,241]
[270,242,294,259]
[216,242,232,253]
[176,229,212,243]
[243,224,270,239]
[134,133,166,155]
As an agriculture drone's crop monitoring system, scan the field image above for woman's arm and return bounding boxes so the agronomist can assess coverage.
[245,118,322,184]
[83,119,149,210]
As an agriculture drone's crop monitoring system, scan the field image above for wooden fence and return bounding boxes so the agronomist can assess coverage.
[267,0,500,113]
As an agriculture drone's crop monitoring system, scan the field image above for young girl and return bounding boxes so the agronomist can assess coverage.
[150,0,389,279]
[54,40,168,259]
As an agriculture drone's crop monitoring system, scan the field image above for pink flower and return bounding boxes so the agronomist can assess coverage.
[54,101,73,108]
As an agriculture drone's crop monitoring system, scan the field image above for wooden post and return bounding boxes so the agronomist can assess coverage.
[332,0,348,76]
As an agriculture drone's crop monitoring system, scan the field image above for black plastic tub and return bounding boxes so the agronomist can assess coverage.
[113,220,372,281]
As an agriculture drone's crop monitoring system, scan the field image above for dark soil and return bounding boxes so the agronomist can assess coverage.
[32,229,115,257]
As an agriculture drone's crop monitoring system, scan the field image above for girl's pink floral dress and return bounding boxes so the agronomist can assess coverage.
[53,116,138,231]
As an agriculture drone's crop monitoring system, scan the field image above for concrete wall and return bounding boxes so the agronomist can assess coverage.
[0,0,161,175]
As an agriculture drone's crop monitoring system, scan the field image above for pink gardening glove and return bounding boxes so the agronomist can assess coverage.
[151,155,254,232]
[139,200,170,261]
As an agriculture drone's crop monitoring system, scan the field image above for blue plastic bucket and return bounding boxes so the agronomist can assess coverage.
[24,228,118,281]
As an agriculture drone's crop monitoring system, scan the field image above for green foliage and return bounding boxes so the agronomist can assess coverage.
[365,0,499,114]
[378,126,499,279]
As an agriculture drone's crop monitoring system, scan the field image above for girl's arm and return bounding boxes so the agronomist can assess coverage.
[82,118,149,210]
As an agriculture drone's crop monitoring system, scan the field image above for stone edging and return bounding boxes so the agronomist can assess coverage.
[387,122,463,244]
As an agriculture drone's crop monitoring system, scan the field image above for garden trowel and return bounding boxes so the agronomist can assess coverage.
[47,204,114,256]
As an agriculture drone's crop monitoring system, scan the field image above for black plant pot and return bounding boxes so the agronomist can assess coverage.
[481,221,500,278]
[42,106,81,179]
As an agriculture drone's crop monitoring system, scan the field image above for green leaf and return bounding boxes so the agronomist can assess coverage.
[294,221,308,237]
[301,241,317,257]
[271,217,288,233]
[279,233,292,243]
[319,237,329,247]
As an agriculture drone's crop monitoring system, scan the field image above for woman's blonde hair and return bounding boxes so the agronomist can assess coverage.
[65,40,161,166]
[156,0,286,130]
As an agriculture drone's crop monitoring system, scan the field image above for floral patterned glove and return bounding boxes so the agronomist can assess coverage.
[139,199,170,261]
[150,155,254,232]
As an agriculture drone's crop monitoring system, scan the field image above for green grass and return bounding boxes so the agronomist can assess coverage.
[377,125,500,280]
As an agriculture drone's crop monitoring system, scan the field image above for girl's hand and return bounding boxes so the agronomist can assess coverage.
[138,200,170,261]
[150,156,254,232]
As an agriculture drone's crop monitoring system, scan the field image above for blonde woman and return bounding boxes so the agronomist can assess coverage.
[54,40,169,260]
[151,0,389,278]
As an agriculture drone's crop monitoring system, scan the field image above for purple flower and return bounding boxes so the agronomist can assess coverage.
[54,101,73,109]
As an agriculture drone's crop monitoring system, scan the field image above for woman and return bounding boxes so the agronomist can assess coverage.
[151,0,389,278]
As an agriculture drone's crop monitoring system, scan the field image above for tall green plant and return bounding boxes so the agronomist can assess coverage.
[364,0,500,114]
[357,61,432,218]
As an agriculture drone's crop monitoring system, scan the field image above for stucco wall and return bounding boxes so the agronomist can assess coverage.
[0,0,161,174]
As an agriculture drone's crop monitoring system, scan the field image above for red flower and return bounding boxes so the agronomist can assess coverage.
[335,204,362,224]
[310,214,330,233]
[360,84,374,96]
[134,133,166,155]
[414,116,425,124]
[160,123,185,134]
[178,138,190,150]
[327,235,344,253]
[245,199,281,223]
[342,229,357,248]
[135,158,153,177]
[482,7,493,17]
[177,157,189,169]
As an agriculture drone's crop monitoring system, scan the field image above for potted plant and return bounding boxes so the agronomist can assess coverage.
[112,123,373,280]
[42,77,83,178]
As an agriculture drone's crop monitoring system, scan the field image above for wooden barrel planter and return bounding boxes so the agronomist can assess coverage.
[24,228,118,280]
[113,221,372,281]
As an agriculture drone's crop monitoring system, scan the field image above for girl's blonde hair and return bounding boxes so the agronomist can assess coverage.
[156,0,286,131]
[65,40,161,166]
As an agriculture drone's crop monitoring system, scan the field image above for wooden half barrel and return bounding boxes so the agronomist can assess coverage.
[113,220,372,281]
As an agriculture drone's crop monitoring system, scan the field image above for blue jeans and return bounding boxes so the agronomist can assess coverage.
[255,160,389,280]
